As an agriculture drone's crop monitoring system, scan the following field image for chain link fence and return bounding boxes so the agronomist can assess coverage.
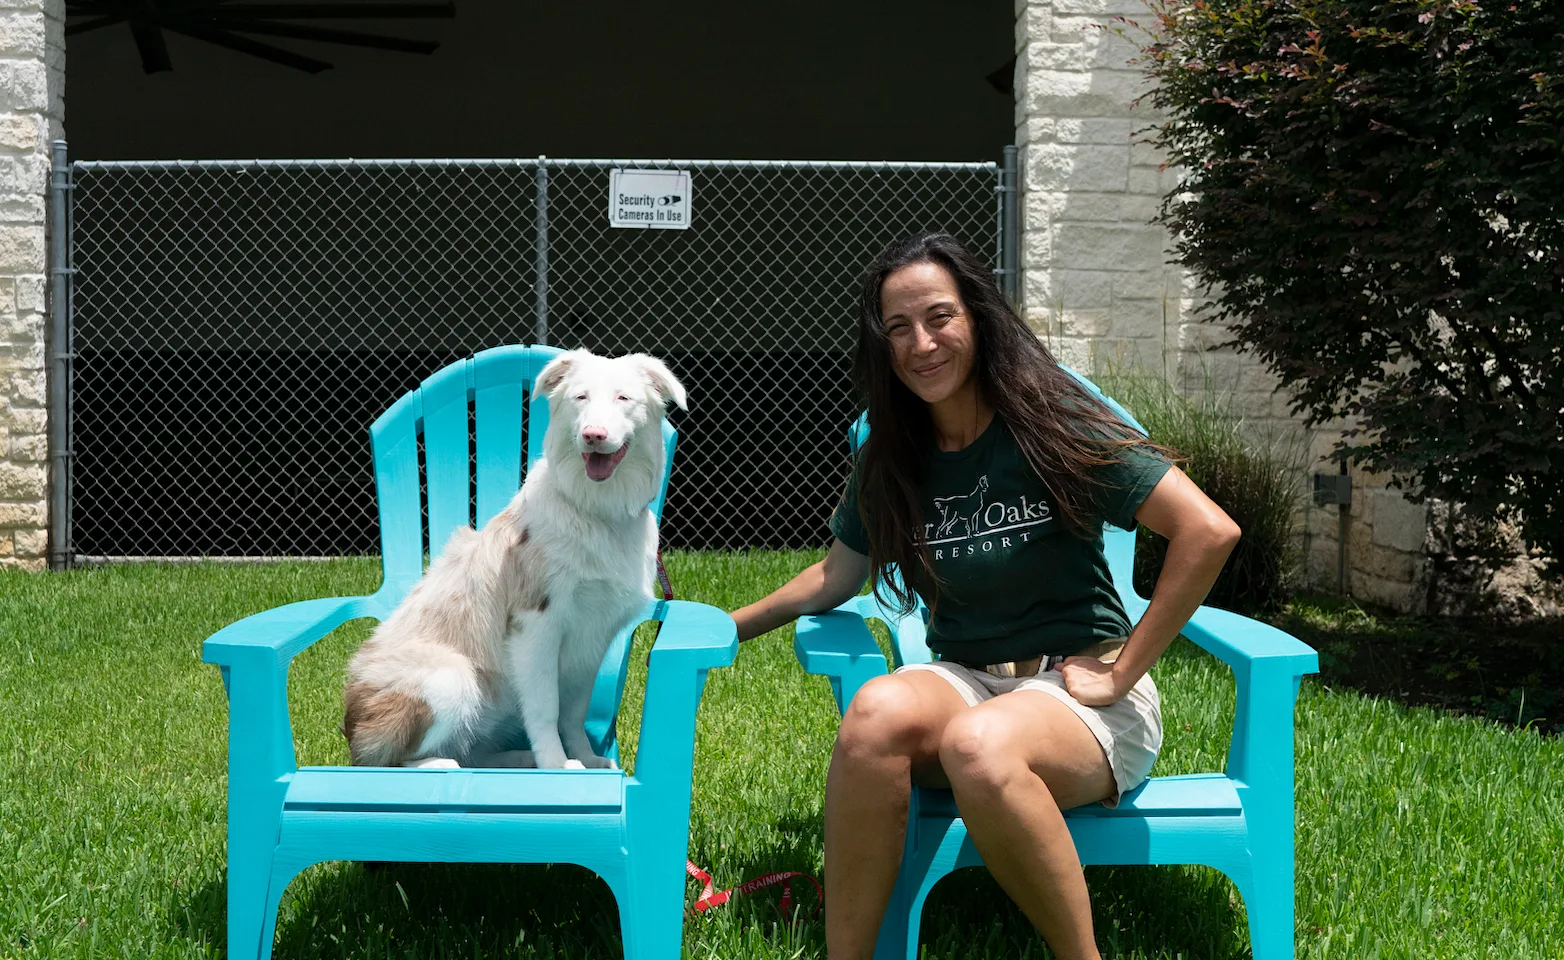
[56,151,1012,560]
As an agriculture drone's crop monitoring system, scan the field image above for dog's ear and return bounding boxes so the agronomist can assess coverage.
[537,350,589,399]
[630,354,687,412]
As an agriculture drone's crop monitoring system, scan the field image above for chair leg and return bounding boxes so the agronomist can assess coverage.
[225,834,279,960]
[872,868,913,960]
[1235,852,1295,960]
[619,858,686,960]
[250,858,310,960]
[878,811,958,960]
[898,867,947,960]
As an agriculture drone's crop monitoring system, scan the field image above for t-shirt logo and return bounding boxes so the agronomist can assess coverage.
[933,476,990,539]
[925,473,1055,550]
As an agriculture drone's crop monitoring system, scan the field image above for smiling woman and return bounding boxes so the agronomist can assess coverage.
[730,231,1245,960]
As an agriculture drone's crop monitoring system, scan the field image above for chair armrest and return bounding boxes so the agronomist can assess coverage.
[1180,604,1319,675]
[201,595,376,788]
[202,595,375,669]
[794,604,890,715]
[1177,605,1318,799]
[855,594,935,668]
[632,599,738,789]
[644,598,739,671]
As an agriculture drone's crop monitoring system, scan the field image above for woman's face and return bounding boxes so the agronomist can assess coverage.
[879,260,978,409]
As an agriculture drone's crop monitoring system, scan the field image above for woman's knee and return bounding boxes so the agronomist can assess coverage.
[938,709,1034,798]
[837,674,931,762]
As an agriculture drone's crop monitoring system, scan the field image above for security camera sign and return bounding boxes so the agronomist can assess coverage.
[608,168,692,230]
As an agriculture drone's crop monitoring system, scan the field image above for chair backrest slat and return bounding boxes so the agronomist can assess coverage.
[526,388,550,472]
[369,391,425,594]
[421,360,476,561]
[471,347,534,528]
[649,422,677,523]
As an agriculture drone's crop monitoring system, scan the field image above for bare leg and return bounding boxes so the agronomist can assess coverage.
[824,671,969,960]
[938,690,1117,960]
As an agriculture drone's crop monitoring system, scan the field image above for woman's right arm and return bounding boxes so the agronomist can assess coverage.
[730,539,870,641]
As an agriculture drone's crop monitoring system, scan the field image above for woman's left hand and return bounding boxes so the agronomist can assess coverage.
[1055,657,1128,707]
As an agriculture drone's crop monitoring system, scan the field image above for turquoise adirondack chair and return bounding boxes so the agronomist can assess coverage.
[793,369,1319,960]
[201,344,738,960]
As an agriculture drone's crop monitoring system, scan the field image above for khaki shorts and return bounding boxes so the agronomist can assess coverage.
[897,641,1162,806]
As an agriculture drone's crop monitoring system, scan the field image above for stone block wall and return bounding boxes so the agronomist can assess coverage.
[1014,0,1182,381]
[0,0,60,571]
[1302,459,1431,612]
[1014,0,1432,611]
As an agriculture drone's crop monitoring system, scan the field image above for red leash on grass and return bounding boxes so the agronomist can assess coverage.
[686,859,824,919]
[656,552,824,920]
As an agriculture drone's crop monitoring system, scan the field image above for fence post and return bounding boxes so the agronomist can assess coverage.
[998,144,1020,309]
[48,139,73,571]
[534,156,549,345]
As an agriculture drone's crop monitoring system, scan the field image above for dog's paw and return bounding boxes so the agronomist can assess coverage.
[562,759,586,770]
[532,750,570,769]
[407,756,460,770]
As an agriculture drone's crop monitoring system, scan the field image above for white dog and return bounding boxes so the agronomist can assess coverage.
[342,349,686,770]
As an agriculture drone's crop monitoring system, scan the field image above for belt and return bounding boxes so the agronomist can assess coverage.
[952,638,1126,679]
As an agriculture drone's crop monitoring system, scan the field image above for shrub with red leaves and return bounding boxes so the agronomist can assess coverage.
[1127,0,1564,577]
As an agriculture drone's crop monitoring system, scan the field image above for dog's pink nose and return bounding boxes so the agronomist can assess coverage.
[581,426,608,444]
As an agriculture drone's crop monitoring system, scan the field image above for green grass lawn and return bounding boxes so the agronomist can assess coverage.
[2,555,1560,959]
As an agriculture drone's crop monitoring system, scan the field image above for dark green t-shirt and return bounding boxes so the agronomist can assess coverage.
[829,414,1171,663]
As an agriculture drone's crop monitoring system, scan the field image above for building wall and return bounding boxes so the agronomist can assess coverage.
[1013,0,1431,611]
[0,0,60,571]
[1302,447,1431,613]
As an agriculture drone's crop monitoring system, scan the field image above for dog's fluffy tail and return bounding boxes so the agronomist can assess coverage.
[343,683,435,766]
[343,660,493,766]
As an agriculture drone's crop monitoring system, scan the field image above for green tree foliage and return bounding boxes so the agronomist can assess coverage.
[1128,0,1564,576]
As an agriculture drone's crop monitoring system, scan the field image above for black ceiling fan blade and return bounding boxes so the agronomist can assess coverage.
[218,19,439,54]
[129,17,174,72]
[65,0,242,16]
[162,23,334,72]
[986,55,1017,96]
[64,0,226,35]
[70,0,449,73]
[207,2,453,18]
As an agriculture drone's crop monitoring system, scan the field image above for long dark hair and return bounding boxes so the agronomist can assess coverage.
[851,231,1167,614]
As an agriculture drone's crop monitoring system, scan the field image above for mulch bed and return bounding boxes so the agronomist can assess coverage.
[1269,602,1564,736]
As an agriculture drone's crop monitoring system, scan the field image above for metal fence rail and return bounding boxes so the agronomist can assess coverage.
[54,146,1014,561]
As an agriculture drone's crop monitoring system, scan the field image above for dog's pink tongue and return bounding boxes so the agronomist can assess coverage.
[582,442,630,482]
[584,453,615,481]
[583,450,622,481]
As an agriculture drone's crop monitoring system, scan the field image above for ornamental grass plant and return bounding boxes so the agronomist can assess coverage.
[1099,369,1307,616]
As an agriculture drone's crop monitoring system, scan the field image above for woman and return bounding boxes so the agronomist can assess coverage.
[730,232,1241,960]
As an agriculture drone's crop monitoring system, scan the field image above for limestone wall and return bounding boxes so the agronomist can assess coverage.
[0,0,61,571]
